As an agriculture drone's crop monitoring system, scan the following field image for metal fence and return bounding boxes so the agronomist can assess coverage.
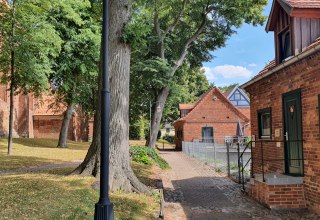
[182,137,251,178]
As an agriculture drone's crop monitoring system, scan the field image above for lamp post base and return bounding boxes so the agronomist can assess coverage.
[94,202,114,220]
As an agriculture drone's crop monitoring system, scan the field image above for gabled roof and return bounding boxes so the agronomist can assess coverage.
[226,86,250,103]
[175,87,249,124]
[266,0,320,32]
[242,37,320,89]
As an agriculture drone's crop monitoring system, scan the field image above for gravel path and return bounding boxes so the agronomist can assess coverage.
[160,151,319,220]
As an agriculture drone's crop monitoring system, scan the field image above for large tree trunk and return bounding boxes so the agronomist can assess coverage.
[148,87,169,148]
[72,0,149,193]
[57,103,74,148]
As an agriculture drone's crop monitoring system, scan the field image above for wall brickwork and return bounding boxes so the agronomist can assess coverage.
[0,85,92,141]
[245,52,320,212]
[249,180,306,209]
[174,88,250,149]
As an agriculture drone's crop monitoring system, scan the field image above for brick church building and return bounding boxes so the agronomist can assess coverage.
[241,0,320,213]
[0,82,93,141]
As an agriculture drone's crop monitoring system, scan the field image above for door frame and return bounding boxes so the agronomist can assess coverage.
[202,126,214,143]
[282,88,304,176]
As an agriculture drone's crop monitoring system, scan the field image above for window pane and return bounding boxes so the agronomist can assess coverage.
[261,113,271,136]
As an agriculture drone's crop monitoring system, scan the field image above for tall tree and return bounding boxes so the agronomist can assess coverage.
[126,0,267,148]
[129,62,211,139]
[44,0,100,148]
[73,0,149,193]
[0,0,61,154]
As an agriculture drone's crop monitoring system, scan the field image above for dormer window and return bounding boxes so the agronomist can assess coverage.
[278,28,292,63]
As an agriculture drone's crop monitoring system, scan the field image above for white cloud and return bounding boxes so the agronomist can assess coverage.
[203,67,216,81]
[248,63,258,67]
[203,65,252,80]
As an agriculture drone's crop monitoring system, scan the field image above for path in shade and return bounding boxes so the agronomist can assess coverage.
[160,151,318,220]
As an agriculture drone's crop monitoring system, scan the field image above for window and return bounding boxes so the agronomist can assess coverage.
[278,29,291,62]
[258,108,272,139]
[166,128,170,133]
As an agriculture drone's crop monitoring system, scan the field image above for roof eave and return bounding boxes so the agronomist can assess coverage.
[266,0,294,32]
[241,44,320,90]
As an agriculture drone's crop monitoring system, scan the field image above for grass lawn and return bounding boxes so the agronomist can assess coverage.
[0,139,162,220]
[0,138,90,171]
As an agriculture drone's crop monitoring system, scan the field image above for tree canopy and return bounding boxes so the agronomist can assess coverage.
[0,0,62,97]
[127,0,267,146]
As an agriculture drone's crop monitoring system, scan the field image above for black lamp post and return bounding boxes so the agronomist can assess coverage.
[94,0,114,219]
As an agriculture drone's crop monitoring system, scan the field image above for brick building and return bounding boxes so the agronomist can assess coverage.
[174,86,250,149]
[241,0,320,213]
[0,83,93,141]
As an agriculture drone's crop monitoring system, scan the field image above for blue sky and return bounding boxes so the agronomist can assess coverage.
[203,1,274,87]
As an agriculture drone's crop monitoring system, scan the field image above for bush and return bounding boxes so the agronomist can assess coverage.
[130,146,170,169]
[162,134,175,144]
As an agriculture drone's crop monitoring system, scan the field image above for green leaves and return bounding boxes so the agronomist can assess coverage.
[0,0,62,96]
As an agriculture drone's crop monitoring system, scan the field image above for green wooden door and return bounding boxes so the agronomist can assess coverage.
[283,89,303,176]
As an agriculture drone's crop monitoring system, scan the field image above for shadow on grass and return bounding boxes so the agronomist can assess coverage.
[11,138,90,150]
[0,153,63,171]
[0,172,158,220]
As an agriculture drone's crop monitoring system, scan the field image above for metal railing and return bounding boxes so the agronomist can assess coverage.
[182,137,250,176]
[238,141,252,191]
[238,140,305,191]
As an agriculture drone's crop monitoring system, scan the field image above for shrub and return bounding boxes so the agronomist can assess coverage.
[162,134,174,144]
[130,146,170,169]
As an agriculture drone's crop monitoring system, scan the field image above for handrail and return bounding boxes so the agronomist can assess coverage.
[237,141,252,191]
[251,140,304,182]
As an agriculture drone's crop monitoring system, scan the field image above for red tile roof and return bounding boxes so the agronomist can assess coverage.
[252,37,320,80]
[284,0,320,8]
[175,87,249,123]
[179,104,194,110]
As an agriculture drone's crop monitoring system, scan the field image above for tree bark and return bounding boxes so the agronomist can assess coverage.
[57,102,74,148]
[72,0,149,193]
[8,2,15,156]
[147,7,208,148]
[148,87,169,148]
[7,48,14,156]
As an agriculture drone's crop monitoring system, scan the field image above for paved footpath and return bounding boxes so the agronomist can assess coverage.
[160,151,319,220]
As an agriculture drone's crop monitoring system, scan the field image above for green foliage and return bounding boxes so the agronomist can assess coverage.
[47,0,101,114]
[0,0,62,96]
[129,117,147,140]
[219,83,239,93]
[162,134,175,144]
[130,146,170,169]
[129,0,267,133]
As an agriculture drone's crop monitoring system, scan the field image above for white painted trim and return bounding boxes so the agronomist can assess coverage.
[227,86,250,103]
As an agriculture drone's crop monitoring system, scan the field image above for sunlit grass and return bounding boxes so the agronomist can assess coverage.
[0,138,161,219]
[0,170,159,220]
[0,138,90,171]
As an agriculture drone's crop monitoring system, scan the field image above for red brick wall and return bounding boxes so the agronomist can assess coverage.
[174,89,250,149]
[250,180,306,209]
[33,116,64,139]
[245,52,320,213]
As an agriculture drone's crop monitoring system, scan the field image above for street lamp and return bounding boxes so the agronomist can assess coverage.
[94,0,114,219]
